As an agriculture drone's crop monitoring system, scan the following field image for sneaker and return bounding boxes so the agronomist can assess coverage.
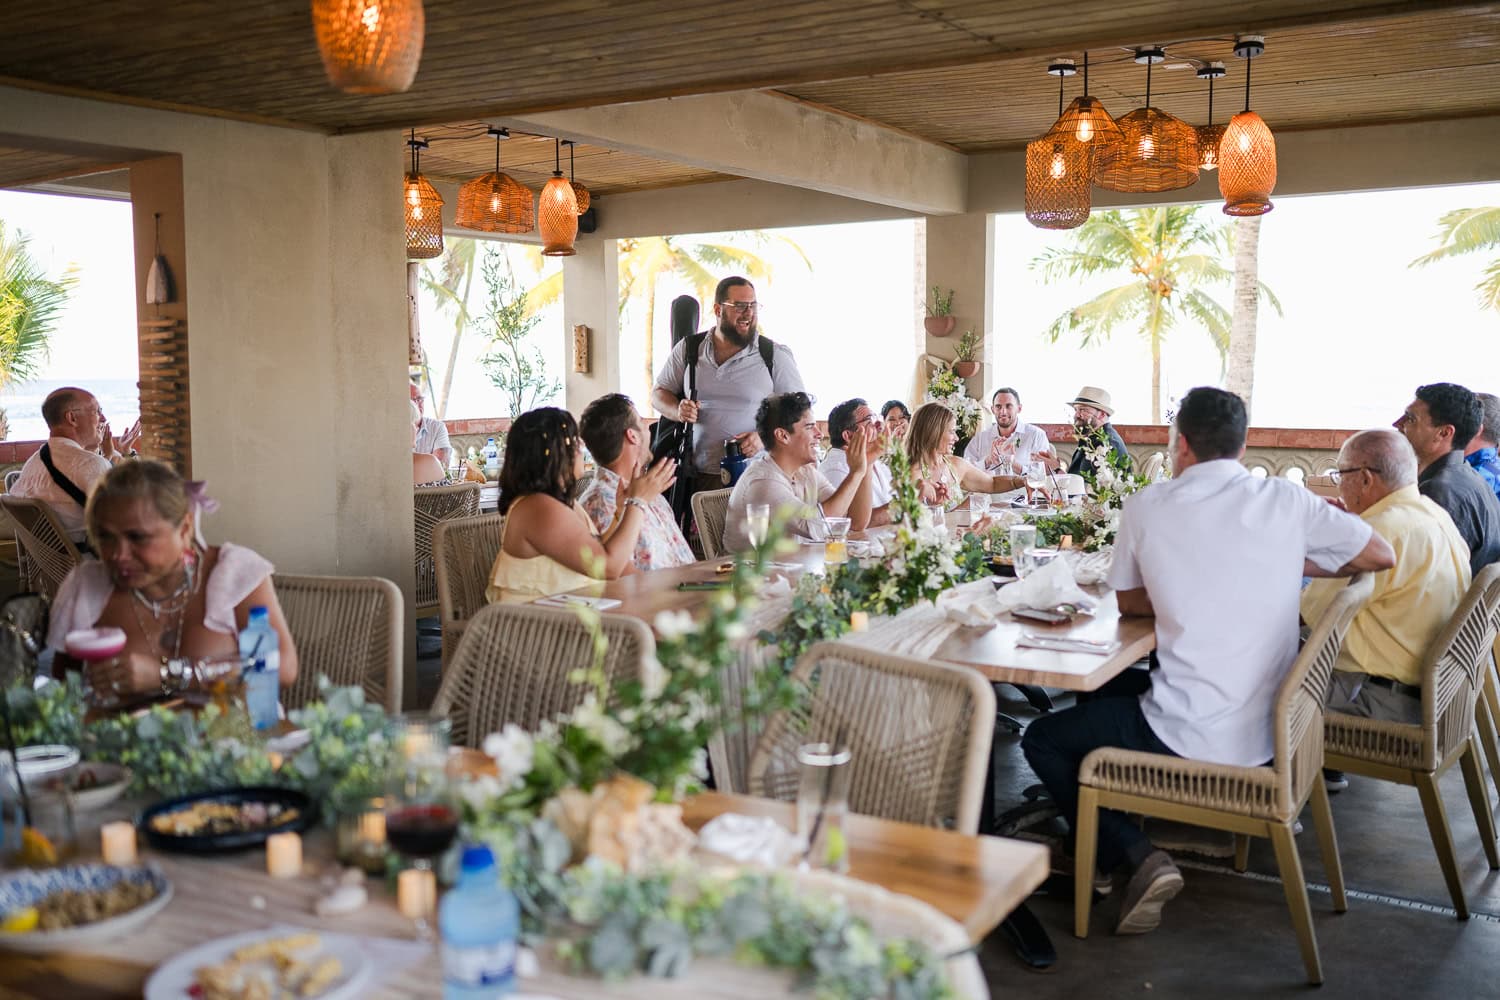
[1323,768,1349,793]
[1115,850,1184,935]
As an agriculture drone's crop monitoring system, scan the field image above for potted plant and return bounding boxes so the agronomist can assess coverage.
[952,328,981,377]
[923,286,956,337]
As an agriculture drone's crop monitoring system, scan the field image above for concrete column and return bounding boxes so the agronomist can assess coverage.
[561,236,621,411]
[922,213,993,403]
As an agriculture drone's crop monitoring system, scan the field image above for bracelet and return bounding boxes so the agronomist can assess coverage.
[159,657,195,695]
[622,497,649,515]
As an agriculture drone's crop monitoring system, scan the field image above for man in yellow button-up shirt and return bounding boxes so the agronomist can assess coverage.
[1302,428,1471,728]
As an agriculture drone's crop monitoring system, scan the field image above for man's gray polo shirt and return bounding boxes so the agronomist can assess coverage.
[653,332,805,471]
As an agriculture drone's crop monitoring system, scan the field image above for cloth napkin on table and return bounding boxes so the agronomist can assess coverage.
[696,813,799,867]
[994,556,1096,614]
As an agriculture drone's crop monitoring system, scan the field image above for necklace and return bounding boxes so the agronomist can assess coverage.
[126,553,202,660]
[131,560,195,617]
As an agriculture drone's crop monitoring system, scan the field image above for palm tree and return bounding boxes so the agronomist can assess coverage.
[1031,206,1278,423]
[617,233,810,397]
[0,222,77,439]
[1226,216,1268,418]
[1410,206,1500,314]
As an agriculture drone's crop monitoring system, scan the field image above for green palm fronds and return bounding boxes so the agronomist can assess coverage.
[0,222,76,390]
[1410,206,1500,313]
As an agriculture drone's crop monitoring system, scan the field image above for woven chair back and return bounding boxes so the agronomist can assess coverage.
[1139,452,1165,482]
[431,603,655,748]
[1274,573,1374,819]
[274,573,403,713]
[3,470,20,492]
[1422,564,1500,766]
[691,488,732,560]
[413,483,480,612]
[434,514,504,627]
[0,496,82,599]
[747,641,995,834]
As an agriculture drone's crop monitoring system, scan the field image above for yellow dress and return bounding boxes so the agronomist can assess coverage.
[484,508,597,604]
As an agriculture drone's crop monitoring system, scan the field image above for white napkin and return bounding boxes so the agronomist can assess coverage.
[940,590,999,627]
[761,576,793,599]
[695,813,798,867]
[994,556,1096,614]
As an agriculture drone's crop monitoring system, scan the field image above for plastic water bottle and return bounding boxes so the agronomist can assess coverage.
[238,606,280,731]
[440,844,519,999]
[482,437,500,478]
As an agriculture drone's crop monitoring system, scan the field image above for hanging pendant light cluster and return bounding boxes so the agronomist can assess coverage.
[403,132,443,259]
[455,128,536,234]
[563,141,591,215]
[539,138,580,257]
[312,0,426,94]
[1022,36,1278,228]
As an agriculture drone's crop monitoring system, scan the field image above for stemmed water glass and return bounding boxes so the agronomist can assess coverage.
[969,492,990,526]
[384,715,458,941]
[746,503,772,548]
[1025,461,1048,504]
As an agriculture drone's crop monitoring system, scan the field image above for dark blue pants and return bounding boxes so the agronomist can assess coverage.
[1021,671,1177,875]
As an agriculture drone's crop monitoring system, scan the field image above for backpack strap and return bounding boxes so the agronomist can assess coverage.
[37,444,89,507]
[757,335,775,378]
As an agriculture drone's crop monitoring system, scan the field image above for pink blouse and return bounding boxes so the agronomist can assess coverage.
[45,543,275,651]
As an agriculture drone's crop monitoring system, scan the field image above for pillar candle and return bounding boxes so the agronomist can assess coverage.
[358,810,387,846]
[397,867,436,920]
[266,831,302,878]
[849,611,870,633]
[100,821,137,866]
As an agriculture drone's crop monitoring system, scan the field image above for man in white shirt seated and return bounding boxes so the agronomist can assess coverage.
[1021,386,1394,937]
[963,386,1054,503]
[410,381,452,468]
[11,386,140,543]
[723,392,876,552]
[820,398,894,526]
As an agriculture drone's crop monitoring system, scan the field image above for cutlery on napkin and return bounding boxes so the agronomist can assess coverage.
[1016,632,1120,655]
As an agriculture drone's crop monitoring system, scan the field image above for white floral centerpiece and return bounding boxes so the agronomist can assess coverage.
[923,364,983,443]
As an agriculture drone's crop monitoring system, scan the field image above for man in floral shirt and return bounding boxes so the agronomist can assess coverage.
[578,394,696,571]
[1463,392,1500,503]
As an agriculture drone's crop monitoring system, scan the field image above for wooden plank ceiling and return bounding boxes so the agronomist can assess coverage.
[0,146,130,189]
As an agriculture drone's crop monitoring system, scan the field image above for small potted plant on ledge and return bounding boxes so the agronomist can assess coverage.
[924,285,956,337]
[952,328,981,377]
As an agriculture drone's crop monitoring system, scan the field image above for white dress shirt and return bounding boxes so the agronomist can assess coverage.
[963,421,1051,502]
[414,415,450,457]
[1106,459,1373,766]
[820,448,893,508]
[723,452,834,552]
[10,436,112,541]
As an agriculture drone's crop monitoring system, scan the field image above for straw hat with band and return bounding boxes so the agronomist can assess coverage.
[1066,386,1114,417]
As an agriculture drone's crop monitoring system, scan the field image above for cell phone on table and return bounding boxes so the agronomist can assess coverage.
[1011,607,1070,624]
[678,581,730,591]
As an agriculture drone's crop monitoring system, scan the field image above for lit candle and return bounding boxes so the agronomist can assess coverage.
[100,821,137,866]
[358,810,386,846]
[266,832,302,878]
[1059,535,1073,550]
[397,867,436,920]
[849,611,870,633]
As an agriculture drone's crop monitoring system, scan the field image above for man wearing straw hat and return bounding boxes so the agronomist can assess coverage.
[1051,385,1132,482]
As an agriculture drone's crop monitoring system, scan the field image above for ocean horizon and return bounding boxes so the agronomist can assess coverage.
[0,378,141,442]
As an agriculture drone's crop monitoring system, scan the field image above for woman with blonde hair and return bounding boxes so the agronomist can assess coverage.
[905,402,1025,509]
[47,460,299,701]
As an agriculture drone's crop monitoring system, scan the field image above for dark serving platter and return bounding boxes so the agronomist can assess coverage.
[137,786,316,855]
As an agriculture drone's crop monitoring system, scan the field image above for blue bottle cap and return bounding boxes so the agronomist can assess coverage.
[460,844,495,871]
[249,605,269,622]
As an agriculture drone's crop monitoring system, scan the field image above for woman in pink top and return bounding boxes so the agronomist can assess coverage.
[47,460,299,702]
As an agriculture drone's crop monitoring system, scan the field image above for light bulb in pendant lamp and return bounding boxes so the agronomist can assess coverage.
[1048,95,1123,149]
[404,171,444,258]
[455,129,535,234]
[1024,136,1090,230]
[312,0,426,95]
[1218,111,1276,216]
[539,175,579,256]
[1093,108,1198,192]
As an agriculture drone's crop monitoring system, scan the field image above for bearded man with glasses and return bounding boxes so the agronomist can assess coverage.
[10,386,141,543]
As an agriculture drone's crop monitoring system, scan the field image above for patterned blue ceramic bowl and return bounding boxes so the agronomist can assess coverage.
[0,863,173,953]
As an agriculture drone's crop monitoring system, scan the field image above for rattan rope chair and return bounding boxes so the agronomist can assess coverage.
[430,602,655,748]
[1139,452,1165,482]
[1075,574,1374,986]
[746,642,996,834]
[0,495,82,599]
[434,513,504,669]
[1324,564,1500,919]
[414,483,480,617]
[1475,647,1500,802]
[274,573,403,713]
[3,470,21,492]
[691,488,732,560]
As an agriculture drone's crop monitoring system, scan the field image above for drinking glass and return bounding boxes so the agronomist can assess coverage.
[823,516,851,565]
[65,627,126,708]
[923,504,947,534]
[795,742,852,874]
[1025,461,1048,499]
[1009,525,1038,578]
[745,503,772,548]
[384,715,457,941]
[969,492,991,522]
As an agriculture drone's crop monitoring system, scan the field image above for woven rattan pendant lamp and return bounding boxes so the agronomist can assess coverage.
[403,132,443,259]
[1219,36,1276,216]
[312,0,425,94]
[1026,61,1091,230]
[1095,48,1199,192]
[1047,51,1124,150]
[539,139,579,257]
[455,128,535,234]
[562,140,591,215]
[1195,62,1227,171]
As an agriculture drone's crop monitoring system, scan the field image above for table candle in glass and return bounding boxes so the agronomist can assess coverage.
[849,611,869,633]
[266,831,302,878]
[398,867,436,922]
[796,742,852,874]
[100,821,137,866]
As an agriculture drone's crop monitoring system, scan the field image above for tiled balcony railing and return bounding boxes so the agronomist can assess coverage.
[1035,424,1356,480]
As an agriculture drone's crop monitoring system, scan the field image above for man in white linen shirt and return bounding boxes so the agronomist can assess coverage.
[820,398,893,526]
[963,387,1053,503]
[723,392,876,552]
[11,386,140,543]
[1022,386,1393,938]
[410,381,452,468]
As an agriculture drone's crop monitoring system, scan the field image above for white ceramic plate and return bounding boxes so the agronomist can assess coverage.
[0,864,172,953]
[70,762,132,812]
[145,927,372,1000]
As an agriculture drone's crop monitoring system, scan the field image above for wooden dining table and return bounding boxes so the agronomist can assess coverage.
[0,791,1045,999]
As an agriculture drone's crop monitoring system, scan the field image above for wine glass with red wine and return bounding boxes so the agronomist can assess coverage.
[384,714,458,941]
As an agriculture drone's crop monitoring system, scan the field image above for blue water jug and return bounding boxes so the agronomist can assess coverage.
[720,438,748,486]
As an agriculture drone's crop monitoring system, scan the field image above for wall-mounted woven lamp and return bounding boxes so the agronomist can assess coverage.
[539,139,579,257]
[455,128,535,234]
[311,0,426,94]
[562,140,591,215]
[1195,62,1227,171]
[1047,51,1124,150]
[403,132,443,259]
[1025,60,1091,230]
[1095,48,1199,193]
[1219,36,1276,216]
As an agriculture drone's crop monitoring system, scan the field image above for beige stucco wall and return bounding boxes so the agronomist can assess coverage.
[0,85,414,694]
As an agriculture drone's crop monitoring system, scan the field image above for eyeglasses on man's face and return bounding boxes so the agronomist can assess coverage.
[1329,466,1375,486]
[719,300,759,314]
